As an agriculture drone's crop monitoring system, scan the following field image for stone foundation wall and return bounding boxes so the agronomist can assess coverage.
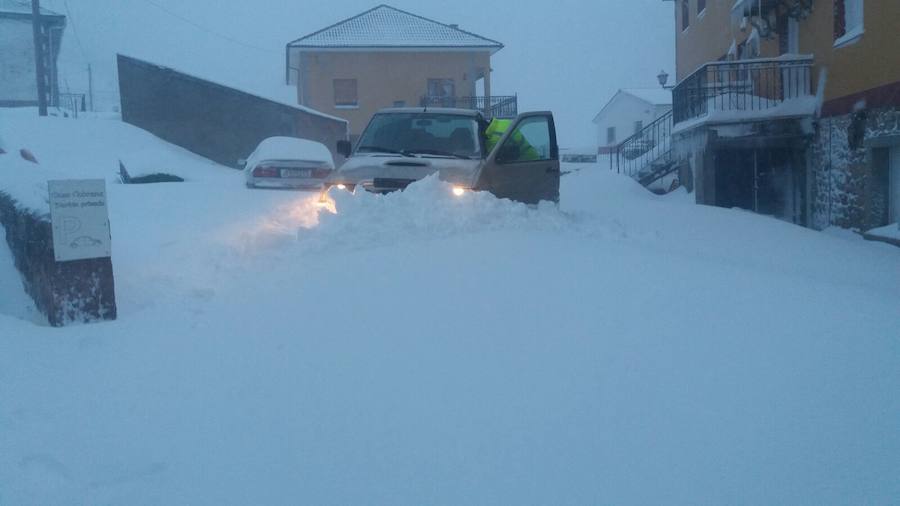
[811,107,900,230]
[0,192,117,327]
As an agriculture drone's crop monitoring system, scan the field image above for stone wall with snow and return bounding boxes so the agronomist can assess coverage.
[0,155,117,327]
[810,107,900,231]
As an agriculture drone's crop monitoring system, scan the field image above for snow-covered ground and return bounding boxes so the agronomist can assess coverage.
[1,112,899,505]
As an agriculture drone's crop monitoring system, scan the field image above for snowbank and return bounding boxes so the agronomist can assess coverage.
[864,222,900,247]
[0,130,898,503]
[0,108,230,211]
[867,222,900,240]
[301,175,570,253]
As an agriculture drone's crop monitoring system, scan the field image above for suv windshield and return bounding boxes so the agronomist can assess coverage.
[356,113,482,159]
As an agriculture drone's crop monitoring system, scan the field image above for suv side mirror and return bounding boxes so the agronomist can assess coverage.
[337,140,352,157]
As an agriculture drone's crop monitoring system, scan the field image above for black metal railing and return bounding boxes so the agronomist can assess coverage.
[419,95,518,118]
[610,109,673,178]
[672,56,814,125]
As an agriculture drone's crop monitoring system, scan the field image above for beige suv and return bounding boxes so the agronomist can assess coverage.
[326,108,561,204]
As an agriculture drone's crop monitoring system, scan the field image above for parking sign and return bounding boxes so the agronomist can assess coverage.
[48,179,112,262]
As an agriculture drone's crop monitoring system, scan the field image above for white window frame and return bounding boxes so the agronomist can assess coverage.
[835,0,864,48]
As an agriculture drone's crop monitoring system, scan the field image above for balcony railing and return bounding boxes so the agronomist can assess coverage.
[672,56,814,125]
[419,95,518,118]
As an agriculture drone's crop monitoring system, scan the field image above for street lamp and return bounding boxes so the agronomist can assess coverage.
[657,70,670,88]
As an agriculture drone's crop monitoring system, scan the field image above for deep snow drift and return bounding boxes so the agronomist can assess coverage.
[1,113,899,505]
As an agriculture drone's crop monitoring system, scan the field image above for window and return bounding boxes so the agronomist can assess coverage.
[427,79,455,98]
[497,116,553,163]
[607,127,616,145]
[834,0,864,47]
[634,120,644,134]
[426,79,456,107]
[697,0,706,15]
[681,0,690,31]
[356,113,482,159]
[333,79,358,108]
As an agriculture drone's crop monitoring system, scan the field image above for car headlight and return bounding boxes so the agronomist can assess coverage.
[452,186,467,197]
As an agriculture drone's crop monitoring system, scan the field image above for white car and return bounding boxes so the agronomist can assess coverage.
[242,137,335,190]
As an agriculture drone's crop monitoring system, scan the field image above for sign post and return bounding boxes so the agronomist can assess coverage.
[48,179,112,262]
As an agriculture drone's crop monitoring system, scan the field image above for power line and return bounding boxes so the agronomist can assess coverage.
[137,0,280,55]
[62,0,89,62]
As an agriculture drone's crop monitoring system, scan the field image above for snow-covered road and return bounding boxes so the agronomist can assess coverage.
[1,113,899,505]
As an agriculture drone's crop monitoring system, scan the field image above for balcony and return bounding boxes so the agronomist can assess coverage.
[419,95,518,119]
[672,56,815,128]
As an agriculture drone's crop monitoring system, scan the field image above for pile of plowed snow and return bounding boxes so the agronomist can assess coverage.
[300,175,574,253]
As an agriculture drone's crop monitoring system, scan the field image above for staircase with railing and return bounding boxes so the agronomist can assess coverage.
[610,109,677,187]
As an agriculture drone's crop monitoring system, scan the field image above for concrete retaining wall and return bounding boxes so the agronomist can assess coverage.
[117,55,349,168]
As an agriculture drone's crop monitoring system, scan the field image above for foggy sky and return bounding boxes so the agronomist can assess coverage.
[43,0,674,147]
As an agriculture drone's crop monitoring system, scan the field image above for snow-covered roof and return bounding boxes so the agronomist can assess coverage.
[247,137,335,168]
[0,0,63,17]
[592,88,673,123]
[621,88,673,106]
[288,4,503,53]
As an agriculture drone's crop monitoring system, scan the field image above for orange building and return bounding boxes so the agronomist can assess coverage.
[286,5,511,141]
[667,0,900,233]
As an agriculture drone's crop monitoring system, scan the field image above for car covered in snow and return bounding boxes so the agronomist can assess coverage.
[325,108,561,205]
[242,136,335,190]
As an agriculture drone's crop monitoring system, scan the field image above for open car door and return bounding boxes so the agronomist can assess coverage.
[475,112,561,204]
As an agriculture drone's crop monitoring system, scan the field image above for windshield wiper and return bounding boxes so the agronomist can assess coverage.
[357,145,415,157]
[407,149,473,160]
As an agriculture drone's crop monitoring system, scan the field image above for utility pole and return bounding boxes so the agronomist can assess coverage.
[31,0,48,116]
[88,64,94,112]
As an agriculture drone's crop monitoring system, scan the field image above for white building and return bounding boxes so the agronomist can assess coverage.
[593,88,672,153]
[0,0,66,107]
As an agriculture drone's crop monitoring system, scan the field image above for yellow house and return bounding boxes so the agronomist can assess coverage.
[286,5,510,140]
[667,0,900,234]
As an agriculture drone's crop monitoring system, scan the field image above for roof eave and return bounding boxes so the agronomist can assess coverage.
[0,11,66,22]
[288,44,503,53]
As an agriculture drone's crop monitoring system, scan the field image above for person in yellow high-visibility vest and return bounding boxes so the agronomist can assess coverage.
[485,118,512,153]
[484,118,541,161]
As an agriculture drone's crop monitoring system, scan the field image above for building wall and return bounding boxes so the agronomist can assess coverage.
[0,18,38,104]
[674,0,780,81]
[594,92,671,151]
[673,1,900,231]
[675,0,900,105]
[118,55,349,168]
[295,50,492,137]
[799,1,900,108]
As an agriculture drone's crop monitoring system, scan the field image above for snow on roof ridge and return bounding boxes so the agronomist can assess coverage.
[287,4,503,51]
[620,88,673,106]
